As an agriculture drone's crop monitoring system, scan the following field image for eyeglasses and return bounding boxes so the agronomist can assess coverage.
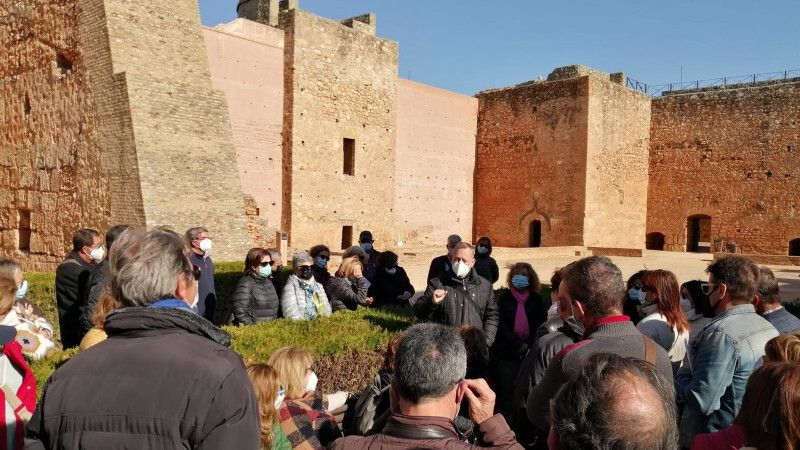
[192,265,202,281]
[259,261,272,267]
[700,282,718,296]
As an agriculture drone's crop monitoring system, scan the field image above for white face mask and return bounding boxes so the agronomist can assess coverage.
[305,371,318,393]
[453,261,470,279]
[274,387,286,409]
[89,245,106,262]
[198,238,213,255]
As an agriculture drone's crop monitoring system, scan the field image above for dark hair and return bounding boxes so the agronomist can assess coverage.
[459,325,489,368]
[640,270,689,334]
[550,353,678,450]
[626,270,647,290]
[757,266,780,305]
[72,228,99,251]
[308,245,330,259]
[681,280,705,311]
[735,362,800,450]
[506,262,541,293]
[377,251,399,268]
[382,333,403,371]
[551,267,564,294]
[562,256,625,317]
[244,248,269,274]
[476,236,492,250]
[394,323,466,404]
[706,256,760,305]
[105,225,129,251]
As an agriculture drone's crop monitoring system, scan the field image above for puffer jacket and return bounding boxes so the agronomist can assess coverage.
[327,276,370,312]
[230,272,280,325]
[281,275,332,320]
[414,268,499,347]
[25,305,260,449]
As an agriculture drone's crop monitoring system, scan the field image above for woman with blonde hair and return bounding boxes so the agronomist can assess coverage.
[246,364,291,450]
[79,292,122,350]
[268,347,343,449]
[326,256,373,312]
[765,333,800,363]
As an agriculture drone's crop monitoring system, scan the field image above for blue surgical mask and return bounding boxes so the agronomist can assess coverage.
[315,257,328,268]
[511,274,530,289]
[16,280,28,300]
[361,242,373,252]
[628,288,646,304]
[476,245,489,255]
[259,265,272,278]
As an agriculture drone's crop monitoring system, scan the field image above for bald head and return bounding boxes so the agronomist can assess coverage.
[550,353,677,450]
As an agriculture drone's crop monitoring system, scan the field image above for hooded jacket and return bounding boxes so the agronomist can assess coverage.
[473,243,499,284]
[25,306,260,449]
[414,268,499,347]
[230,271,280,325]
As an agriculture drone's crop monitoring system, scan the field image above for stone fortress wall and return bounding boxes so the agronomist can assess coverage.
[1,0,798,270]
[647,79,800,255]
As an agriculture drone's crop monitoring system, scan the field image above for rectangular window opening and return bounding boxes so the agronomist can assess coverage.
[341,226,353,250]
[18,210,31,252]
[343,138,355,176]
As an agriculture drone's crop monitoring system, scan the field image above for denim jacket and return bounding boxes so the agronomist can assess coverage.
[675,304,778,447]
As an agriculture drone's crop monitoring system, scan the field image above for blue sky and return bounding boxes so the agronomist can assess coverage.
[198,0,799,96]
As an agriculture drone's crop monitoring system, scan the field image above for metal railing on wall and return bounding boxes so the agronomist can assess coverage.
[626,69,800,97]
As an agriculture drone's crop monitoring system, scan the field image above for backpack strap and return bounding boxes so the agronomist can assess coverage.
[643,335,657,365]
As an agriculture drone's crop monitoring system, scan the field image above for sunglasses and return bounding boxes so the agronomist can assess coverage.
[700,282,718,296]
[259,261,272,267]
[191,265,202,281]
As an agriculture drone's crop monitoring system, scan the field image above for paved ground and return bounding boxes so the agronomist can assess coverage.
[390,247,800,302]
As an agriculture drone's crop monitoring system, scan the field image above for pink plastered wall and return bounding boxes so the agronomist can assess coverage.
[203,19,284,230]
[395,79,478,246]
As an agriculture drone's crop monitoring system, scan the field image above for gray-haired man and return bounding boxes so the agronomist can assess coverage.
[26,228,259,448]
[186,226,216,322]
[331,323,523,449]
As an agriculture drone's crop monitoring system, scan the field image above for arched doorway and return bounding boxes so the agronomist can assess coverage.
[687,215,711,253]
[790,238,800,256]
[646,232,665,251]
[529,220,542,248]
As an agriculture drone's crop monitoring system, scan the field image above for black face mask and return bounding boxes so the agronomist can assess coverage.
[299,266,314,280]
[696,291,718,318]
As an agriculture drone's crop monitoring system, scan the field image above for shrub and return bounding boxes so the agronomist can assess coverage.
[22,263,550,398]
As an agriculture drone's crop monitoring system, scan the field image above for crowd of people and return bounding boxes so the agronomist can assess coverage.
[0,224,798,449]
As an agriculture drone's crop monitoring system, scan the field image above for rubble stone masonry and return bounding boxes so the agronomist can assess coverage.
[99,0,250,260]
[1,0,110,270]
[475,75,590,248]
[279,9,399,250]
[648,81,800,254]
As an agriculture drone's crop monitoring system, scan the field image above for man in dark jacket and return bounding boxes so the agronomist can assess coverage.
[26,227,259,449]
[55,228,103,348]
[358,230,381,284]
[186,226,217,322]
[414,242,499,347]
[427,234,461,282]
[80,225,129,332]
[527,256,674,432]
[331,323,523,449]
[754,266,800,333]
